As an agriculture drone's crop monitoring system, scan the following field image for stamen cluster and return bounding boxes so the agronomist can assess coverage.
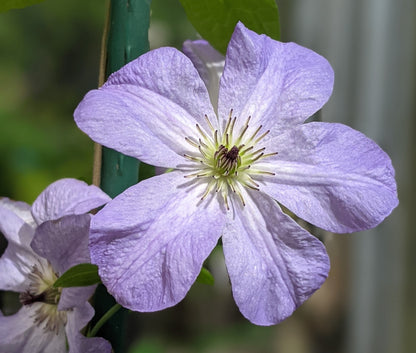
[19,262,66,334]
[184,109,277,209]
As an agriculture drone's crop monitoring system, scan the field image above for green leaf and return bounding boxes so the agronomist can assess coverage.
[196,267,214,285]
[53,263,101,288]
[0,0,46,13]
[179,0,280,54]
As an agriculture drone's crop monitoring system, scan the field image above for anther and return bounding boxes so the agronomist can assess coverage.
[214,130,219,147]
[223,193,230,210]
[240,145,253,155]
[184,171,210,178]
[185,137,199,148]
[204,114,215,132]
[240,179,260,191]
[229,117,237,142]
[236,124,249,145]
[243,115,251,127]
[250,153,264,163]
[247,125,263,143]
[236,190,246,206]
[184,154,203,163]
[198,146,209,158]
[254,130,270,144]
[262,152,279,158]
[250,147,266,156]
[224,117,233,136]
[198,138,208,149]
[250,170,276,176]
[196,124,208,140]
[201,179,216,200]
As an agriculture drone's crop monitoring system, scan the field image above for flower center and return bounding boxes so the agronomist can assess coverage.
[215,145,240,175]
[184,109,277,209]
[19,262,66,334]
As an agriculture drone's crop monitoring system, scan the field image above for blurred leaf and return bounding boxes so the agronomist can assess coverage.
[128,339,165,353]
[196,267,214,285]
[53,263,101,288]
[0,0,46,13]
[179,0,280,54]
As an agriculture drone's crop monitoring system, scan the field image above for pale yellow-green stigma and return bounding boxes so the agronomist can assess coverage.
[184,109,277,209]
[19,262,66,334]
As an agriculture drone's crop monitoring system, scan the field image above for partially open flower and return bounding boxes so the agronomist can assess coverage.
[0,179,112,353]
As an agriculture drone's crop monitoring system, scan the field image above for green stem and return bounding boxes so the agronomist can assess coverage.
[88,303,122,338]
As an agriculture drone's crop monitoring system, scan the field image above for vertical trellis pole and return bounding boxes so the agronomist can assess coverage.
[99,0,151,198]
[92,0,151,351]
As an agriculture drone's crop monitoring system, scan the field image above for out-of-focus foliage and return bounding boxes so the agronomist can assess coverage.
[128,322,277,353]
[0,0,195,203]
[179,0,280,54]
[196,267,215,285]
[0,0,45,13]
[0,0,105,202]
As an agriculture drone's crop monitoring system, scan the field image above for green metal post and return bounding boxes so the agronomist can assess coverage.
[101,0,151,198]
[93,1,151,351]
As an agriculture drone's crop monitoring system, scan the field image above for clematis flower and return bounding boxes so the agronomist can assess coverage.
[74,22,398,325]
[0,179,112,352]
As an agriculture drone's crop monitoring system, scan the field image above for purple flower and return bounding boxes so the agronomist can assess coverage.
[74,22,398,325]
[0,179,112,353]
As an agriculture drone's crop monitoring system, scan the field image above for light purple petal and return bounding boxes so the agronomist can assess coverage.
[218,22,333,132]
[0,204,39,291]
[90,171,226,311]
[0,198,35,227]
[31,214,92,274]
[0,305,66,353]
[222,190,329,326]
[0,199,34,245]
[31,178,110,225]
[182,39,225,111]
[58,286,96,312]
[66,303,112,353]
[261,122,398,233]
[74,47,217,168]
[30,214,97,310]
[0,241,39,292]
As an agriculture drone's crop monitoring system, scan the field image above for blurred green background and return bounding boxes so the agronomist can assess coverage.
[0,0,196,203]
[1,1,415,353]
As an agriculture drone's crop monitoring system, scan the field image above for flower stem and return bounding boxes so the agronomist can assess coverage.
[88,303,122,338]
